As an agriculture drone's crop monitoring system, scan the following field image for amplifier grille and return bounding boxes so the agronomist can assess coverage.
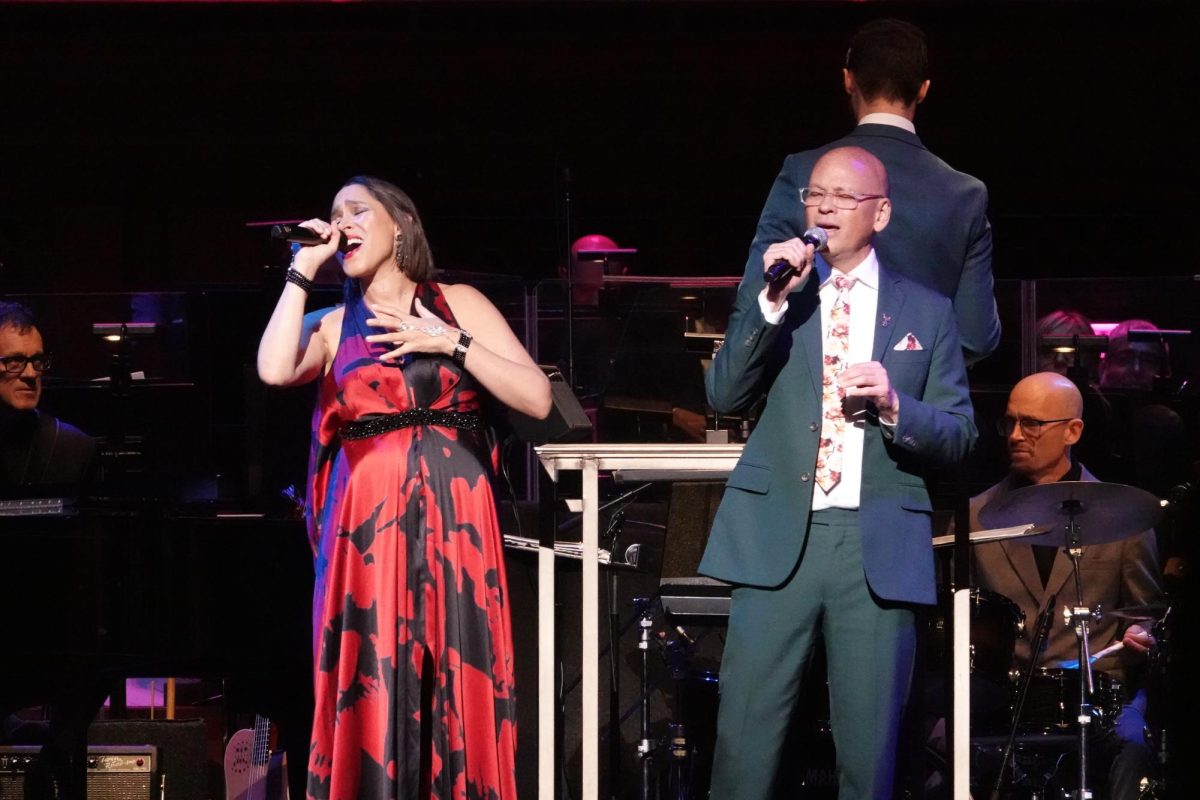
[0,746,156,800]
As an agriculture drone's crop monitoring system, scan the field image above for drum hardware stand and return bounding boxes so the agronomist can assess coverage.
[1142,607,1171,800]
[634,597,658,800]
[660,630,702,800]
[988,592,1058,800]
[1061,500,1098,800]
[606,510,628,800]
[630,596,703,800]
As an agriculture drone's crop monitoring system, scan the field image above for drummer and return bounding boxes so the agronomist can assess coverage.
[969,371,1163,799]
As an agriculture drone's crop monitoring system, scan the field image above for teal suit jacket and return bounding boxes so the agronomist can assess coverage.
[699,258,977,605]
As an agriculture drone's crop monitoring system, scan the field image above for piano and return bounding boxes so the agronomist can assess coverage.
[1,496,315,800]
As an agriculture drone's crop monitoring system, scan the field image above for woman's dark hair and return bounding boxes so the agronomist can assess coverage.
[1037,308,1093,337]
[341,175,436,282]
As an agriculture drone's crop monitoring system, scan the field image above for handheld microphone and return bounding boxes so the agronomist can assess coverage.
[270,223,326,246]
[763,227,828,284]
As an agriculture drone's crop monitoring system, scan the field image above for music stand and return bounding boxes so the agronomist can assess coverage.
[1038,333,1107,389]
[91,321,158,486]
[574,247,639,274]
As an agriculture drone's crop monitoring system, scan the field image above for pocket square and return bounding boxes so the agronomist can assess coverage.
[894,332,924,351]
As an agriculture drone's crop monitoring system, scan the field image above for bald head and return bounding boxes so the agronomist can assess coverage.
[1011,372,1083,418]
[1004,372,1085,484]
[812,146,890,196]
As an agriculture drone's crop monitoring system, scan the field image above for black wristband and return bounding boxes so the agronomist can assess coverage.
[452,329,472,368]
[285,267,316,294]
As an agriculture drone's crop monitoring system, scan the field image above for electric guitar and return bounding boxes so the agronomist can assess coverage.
[223,714,289,800]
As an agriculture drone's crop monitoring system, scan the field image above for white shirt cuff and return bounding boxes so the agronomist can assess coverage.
[757,288,787,325]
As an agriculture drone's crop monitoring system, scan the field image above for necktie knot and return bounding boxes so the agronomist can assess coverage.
[834,275,856,292]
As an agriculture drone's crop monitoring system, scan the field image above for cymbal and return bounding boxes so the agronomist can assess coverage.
[1109,604,1170,622]
[978,481,1164,547]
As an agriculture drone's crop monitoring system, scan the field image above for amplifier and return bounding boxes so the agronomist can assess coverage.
[659,576,731,622]
[0,745,157,800]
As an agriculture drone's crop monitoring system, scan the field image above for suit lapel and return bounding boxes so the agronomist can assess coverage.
[1043,550,1076,606]
[872,268,904,362]
[999,538,1048,608]
[798,268,825,403]
[1045,467,1101,604]
[987,475,1048,606]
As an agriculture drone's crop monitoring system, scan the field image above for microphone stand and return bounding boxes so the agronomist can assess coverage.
[634,597,658,800]
[989,591,1058,800]
[605,510,627,800]
[560,166,576,389]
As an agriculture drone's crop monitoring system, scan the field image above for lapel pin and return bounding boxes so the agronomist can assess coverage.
[880,313,892,328]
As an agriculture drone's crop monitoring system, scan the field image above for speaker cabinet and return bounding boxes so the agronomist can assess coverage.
[0,745,156,800]
[89,719,206,800]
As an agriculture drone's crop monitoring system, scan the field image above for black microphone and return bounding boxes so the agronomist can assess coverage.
[763,227,829,284]
[270,223,326,246]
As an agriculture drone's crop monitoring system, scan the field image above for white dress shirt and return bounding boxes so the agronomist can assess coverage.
[758,250,881,510]
[857,112,916,134]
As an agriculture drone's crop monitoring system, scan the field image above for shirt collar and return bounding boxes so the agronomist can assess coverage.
[1011,459,1083,490]
[857,112,916,134]
[819,248,879,291]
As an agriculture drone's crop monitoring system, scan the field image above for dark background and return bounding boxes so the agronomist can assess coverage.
[0,0,1193,291]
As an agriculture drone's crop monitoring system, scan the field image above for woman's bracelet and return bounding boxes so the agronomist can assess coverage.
[285,267,317,294]
[452,329,473,368]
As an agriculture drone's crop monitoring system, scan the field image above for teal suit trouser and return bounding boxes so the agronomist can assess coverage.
[708,508,917,800]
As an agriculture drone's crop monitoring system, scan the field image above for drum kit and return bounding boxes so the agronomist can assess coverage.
[656,479,1174,800]
[965,479,1171,800]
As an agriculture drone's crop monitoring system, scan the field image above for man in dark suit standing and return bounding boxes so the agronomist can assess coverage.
[743,18,1000,365]
[700,146,976,799]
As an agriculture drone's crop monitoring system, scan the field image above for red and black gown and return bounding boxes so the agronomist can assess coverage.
[305,280,517,800]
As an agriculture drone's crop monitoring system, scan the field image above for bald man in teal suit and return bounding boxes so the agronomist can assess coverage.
[700,146,976,799]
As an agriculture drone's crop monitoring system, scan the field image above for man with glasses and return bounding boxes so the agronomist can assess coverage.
[742,18,1000,365]
[1,300,103,800]
[701,146,976,799]
[0,300,95,486]
[970,371,1161,798]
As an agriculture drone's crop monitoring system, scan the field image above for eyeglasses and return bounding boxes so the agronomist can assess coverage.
[0,353,52,375]
[996,416,1073,437]
[799,187,887,210]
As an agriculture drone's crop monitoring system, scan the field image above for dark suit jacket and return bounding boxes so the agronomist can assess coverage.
[0,409,96,487]
[970,467,1163,684]
[699,258,977,605]
[742,123,1000,365]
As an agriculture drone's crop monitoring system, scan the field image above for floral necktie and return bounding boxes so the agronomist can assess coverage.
[815,276,856,493]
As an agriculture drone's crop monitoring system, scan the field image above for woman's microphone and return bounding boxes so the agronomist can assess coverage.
[270,223,325,246]
[763,227,828,284]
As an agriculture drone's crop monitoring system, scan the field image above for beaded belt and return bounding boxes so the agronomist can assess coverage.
[340,408,485,440]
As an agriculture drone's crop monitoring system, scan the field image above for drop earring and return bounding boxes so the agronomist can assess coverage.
[394,232,406,269]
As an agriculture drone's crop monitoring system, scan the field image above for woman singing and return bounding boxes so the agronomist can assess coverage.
[258,176,551,799]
